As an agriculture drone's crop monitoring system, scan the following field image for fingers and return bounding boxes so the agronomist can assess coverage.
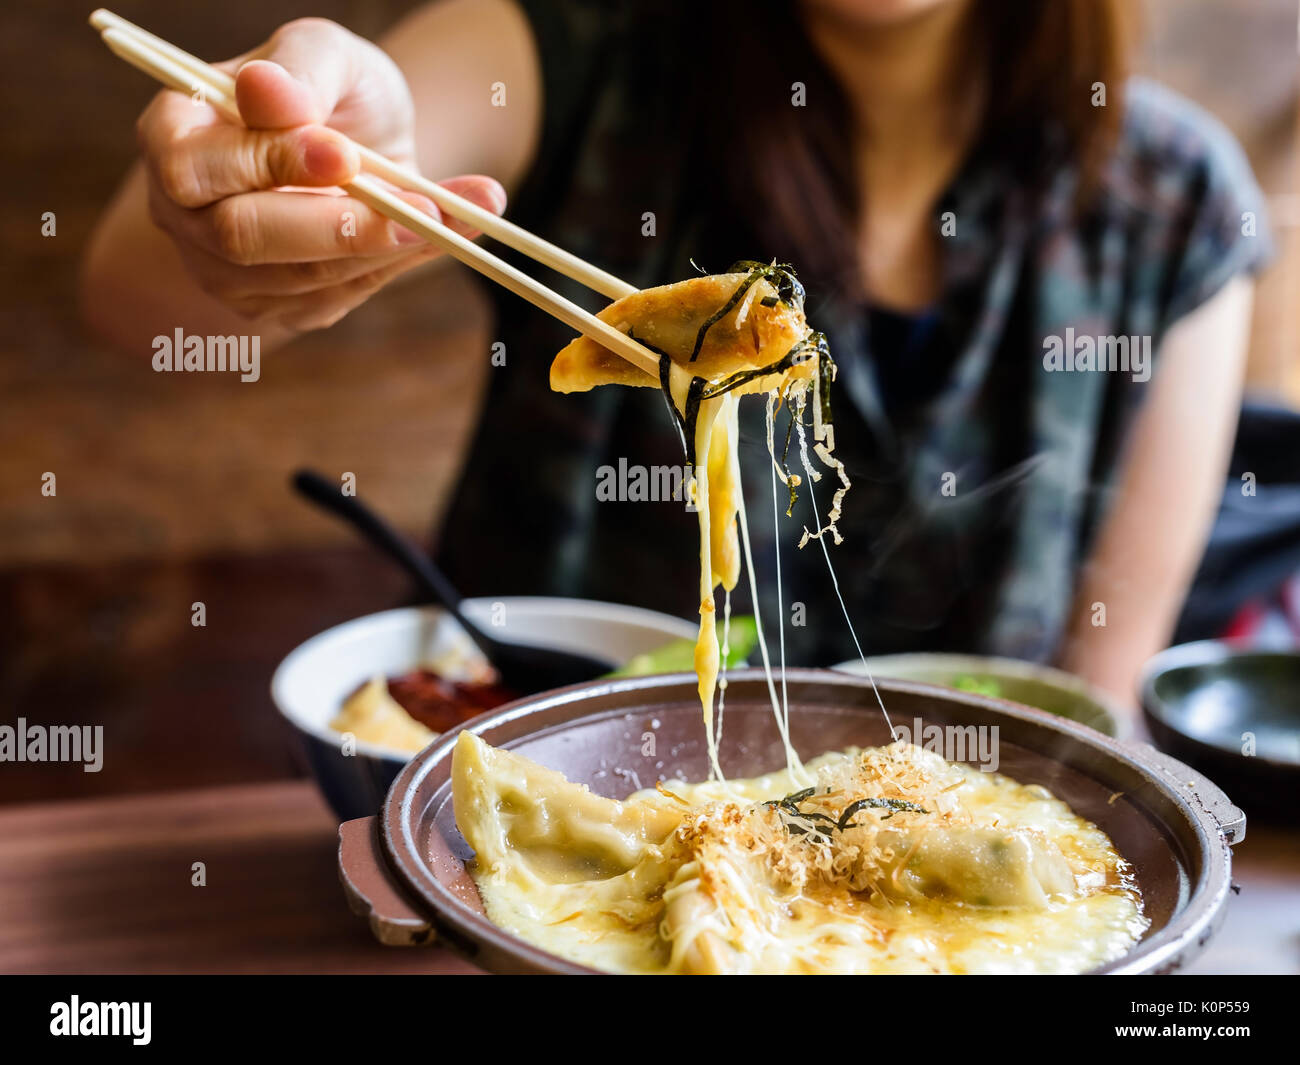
[141,108,360,209]
[134,18,381,210]
[127,16,453,335]
[435,175,508,238]
[160,174,509,330]
[147,168,508,266]
[148,182,441,264]
[228,252,439,332]
[172,240,437,301]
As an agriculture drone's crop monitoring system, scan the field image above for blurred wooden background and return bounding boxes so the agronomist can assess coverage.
[0,0,1296,803]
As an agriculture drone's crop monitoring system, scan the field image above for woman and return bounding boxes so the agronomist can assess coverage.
[81,0,1271,705]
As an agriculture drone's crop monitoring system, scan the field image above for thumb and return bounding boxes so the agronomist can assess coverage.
[234,60,325,129]
[235,19,356,129]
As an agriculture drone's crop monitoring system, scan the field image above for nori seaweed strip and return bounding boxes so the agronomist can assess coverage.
[773,267,804,309]
[680,375,707,467]
[725,260,805,311]
[687,264,770,363]
[700,336,818,401]
[837,797,929,830]
[631,328,689,455]
[764,786,815,809]
[781,407,797,469]
[780,407,799,515]
[657,352,680,441]
[763,788,927,840]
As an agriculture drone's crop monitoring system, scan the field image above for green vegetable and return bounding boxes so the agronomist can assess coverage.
[609,615,759,677]
[951,674,1002,697]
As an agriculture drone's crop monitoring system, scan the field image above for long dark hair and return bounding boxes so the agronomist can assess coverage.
[669,0,1135,304]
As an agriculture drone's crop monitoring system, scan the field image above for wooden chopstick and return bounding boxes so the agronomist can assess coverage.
[93,15,663,382]
[90,10,637,304]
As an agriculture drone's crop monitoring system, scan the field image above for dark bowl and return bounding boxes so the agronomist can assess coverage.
[339,669,1245,974]
[1141,641,1300,825]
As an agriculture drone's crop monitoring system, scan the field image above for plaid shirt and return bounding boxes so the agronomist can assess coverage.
[435,1,1273,667]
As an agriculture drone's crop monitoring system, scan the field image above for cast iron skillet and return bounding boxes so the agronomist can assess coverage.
[338,669,1245,974]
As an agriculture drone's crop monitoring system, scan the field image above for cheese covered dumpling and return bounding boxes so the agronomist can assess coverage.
[452,733,1148,974]
[550,271,817,397]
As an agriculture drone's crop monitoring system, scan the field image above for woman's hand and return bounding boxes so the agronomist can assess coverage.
[135,17,505,333]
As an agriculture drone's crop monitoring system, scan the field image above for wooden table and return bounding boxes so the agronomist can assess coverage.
[0,779,1295,975]
[0,781,478,974]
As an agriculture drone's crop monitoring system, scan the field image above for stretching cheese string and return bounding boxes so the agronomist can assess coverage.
[791,392,896,740]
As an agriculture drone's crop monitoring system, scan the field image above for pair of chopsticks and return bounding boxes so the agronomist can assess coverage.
[89,9,660,377]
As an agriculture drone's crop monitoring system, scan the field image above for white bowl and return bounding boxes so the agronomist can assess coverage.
[272,598,697,820]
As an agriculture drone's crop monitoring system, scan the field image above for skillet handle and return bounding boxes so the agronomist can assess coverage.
[1134,743,1247,845]
[338,816,436,946]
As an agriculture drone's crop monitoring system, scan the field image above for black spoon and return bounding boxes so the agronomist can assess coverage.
[291,469,611,694]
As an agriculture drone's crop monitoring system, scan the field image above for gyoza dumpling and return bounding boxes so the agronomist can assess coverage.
[550,269,818,396]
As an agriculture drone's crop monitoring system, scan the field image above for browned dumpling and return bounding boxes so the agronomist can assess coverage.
[550,271,817,396]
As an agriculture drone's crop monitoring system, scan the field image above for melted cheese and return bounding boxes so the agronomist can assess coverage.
[550,272,823,780]
[452,733,1148,974]
[690,395,724,779]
